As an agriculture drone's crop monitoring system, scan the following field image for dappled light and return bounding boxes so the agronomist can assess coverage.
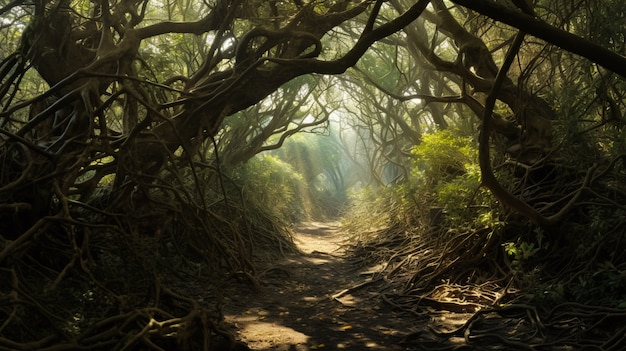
[224,222,410,351]
[2,0,626,350]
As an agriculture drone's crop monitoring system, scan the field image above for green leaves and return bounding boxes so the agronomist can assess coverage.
[411,129,476,186]
[235,154,306,222]
[504,241,540,261]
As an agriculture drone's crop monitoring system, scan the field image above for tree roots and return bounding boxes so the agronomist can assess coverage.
[344,155,626,350]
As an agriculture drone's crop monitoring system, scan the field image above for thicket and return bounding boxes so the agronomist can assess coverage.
[233,130,350,224]
[0,148,299,349]
[2,0,626,350]
[343,124,626,349]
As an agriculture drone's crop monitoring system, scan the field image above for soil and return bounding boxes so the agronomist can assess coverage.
[223,222,459,351]
[222,222,626,351]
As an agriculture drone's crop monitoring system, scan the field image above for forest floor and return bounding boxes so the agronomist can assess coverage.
[223,222,471,351]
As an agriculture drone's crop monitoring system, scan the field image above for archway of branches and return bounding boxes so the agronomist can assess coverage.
[1,1,626,350]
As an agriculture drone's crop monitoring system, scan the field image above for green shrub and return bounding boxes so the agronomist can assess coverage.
[410,130,498,228]
[234,154,307,222]
[411,129,476,186]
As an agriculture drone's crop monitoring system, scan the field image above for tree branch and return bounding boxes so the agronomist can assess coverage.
[479,30,595,227]
[450,0,626,78]
[134,0,233,39]
[267,0,431,75]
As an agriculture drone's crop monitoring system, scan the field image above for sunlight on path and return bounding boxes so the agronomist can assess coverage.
[231,315,309,350]
[292,221,344,254]
[224,221,409,351]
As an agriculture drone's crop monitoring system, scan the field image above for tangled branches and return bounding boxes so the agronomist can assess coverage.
[0,163,270,350]
[401,302,626,350]
[343,151,626,351]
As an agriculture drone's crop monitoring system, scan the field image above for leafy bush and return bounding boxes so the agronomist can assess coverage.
[233,154,307,223]
[411,129,476,186]
[410,130,498,228]
[344,129,499,237]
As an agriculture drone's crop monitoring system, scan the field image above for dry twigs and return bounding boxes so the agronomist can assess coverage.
[0,123,297,350]
[344,137,626,351]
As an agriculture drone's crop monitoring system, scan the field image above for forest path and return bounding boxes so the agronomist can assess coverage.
[223,222,413,351]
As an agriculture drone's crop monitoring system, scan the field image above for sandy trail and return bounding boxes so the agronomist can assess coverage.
[223,221,411,351]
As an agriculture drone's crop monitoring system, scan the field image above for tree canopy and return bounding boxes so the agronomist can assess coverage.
[1,0,626,350]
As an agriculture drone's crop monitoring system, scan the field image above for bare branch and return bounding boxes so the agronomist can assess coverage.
[450,0,626,78]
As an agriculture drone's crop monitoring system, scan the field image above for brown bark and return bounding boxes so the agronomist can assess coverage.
[138,0,431,171]
[478,32,596,226]
[450,0,626,78]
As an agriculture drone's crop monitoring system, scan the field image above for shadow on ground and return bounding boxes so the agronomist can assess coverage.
[223,222,413,351]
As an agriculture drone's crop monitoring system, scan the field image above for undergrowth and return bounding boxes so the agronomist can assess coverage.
[342,129,626,350]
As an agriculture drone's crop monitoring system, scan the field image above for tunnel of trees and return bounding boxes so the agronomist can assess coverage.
[1,0,625,349]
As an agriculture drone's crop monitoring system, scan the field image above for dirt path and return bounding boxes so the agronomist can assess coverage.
[223,222,413,351]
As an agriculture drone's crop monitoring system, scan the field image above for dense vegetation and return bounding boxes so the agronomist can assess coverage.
[1,0,625,350]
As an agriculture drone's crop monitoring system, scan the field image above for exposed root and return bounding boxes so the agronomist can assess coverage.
[344,154,626,350]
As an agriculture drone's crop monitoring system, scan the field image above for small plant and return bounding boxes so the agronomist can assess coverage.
[504,227,544,273]
[504,241,540,261]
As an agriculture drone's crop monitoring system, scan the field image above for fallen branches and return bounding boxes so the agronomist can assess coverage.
[344,140,626,350]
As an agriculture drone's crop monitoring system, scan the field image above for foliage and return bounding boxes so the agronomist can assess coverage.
[344,128,500,250]
[411,130,476,185]
[269,131,353,219]
[409,130,498,228]
[234,154,307,223]
[1,0,626,350]
[342,182,421,238]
